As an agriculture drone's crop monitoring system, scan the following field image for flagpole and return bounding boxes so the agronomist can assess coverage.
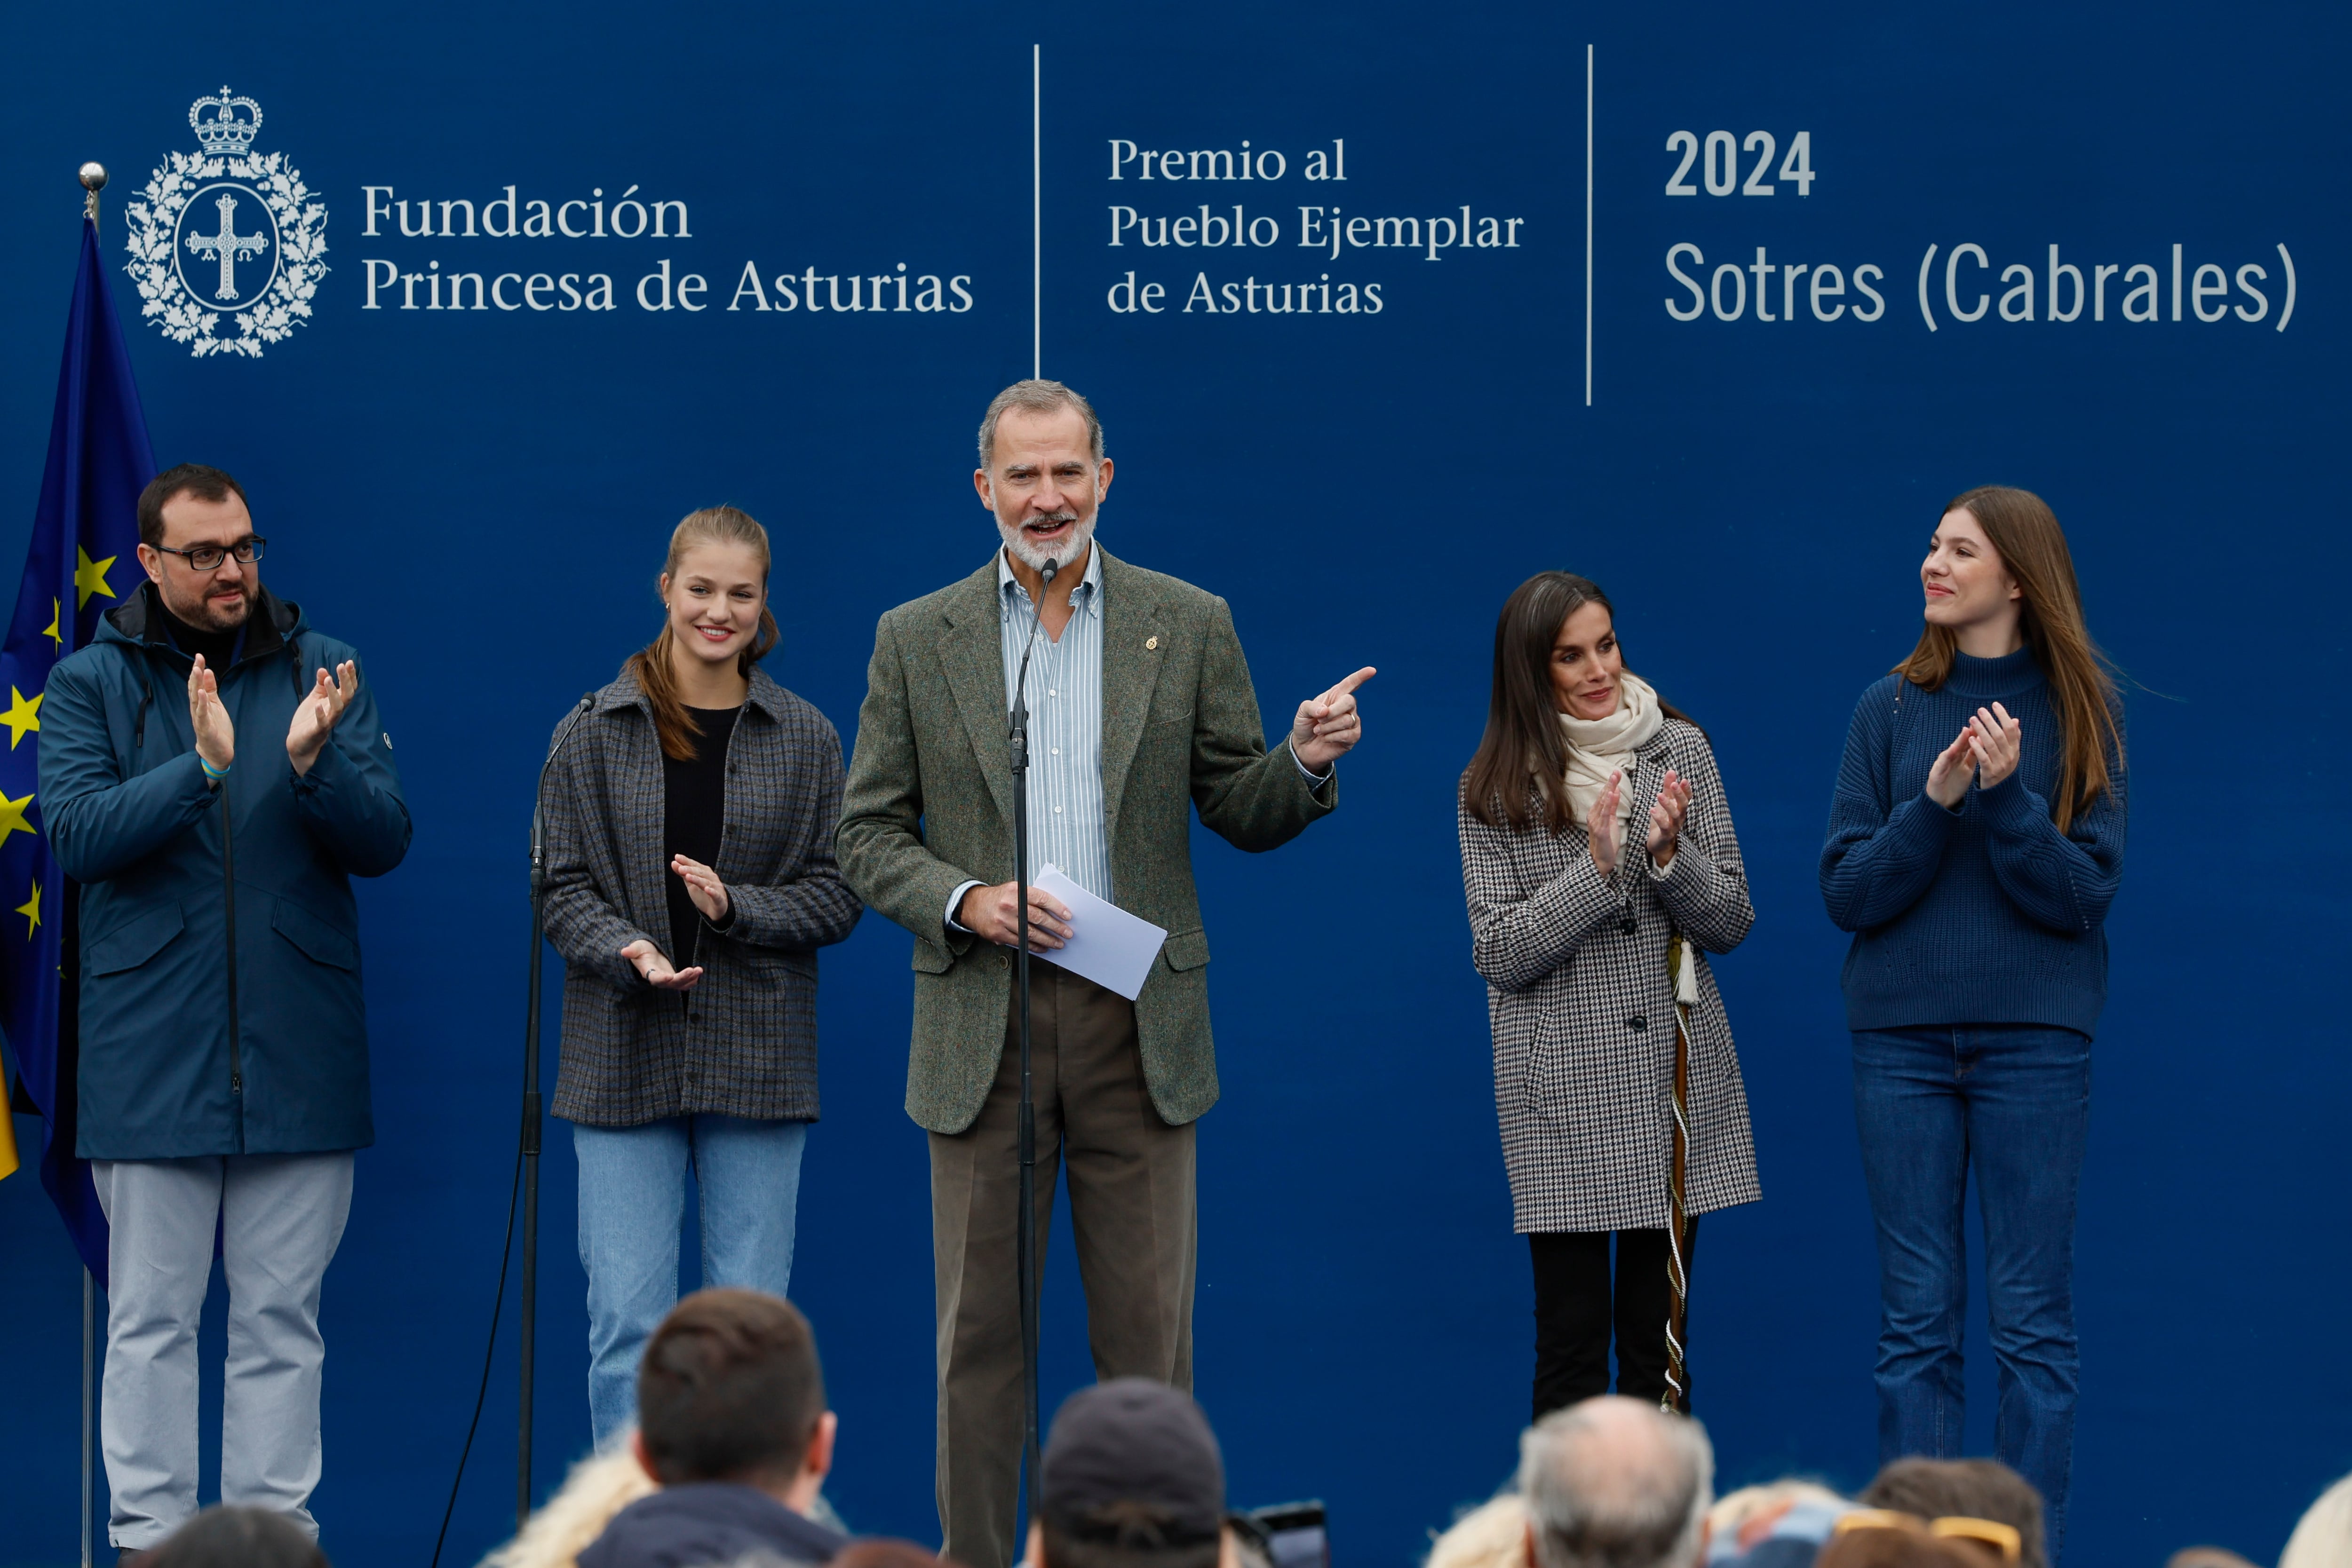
[82,1267,95,1568]
[73,162,109,1568]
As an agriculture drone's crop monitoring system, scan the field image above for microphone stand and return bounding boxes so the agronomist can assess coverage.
[519,693,595,1528]
[1008,555,1057,1528]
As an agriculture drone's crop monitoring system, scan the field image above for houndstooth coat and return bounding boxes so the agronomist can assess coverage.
[1458,719,1761,1234]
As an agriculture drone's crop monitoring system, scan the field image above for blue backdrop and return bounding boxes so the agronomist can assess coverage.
[1,4,2344,1565]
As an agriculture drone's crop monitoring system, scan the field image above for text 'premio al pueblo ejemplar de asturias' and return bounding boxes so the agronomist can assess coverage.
[1100,138,1526,317]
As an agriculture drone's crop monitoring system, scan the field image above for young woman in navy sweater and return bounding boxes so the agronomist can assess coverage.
[1820,486,2125,1561]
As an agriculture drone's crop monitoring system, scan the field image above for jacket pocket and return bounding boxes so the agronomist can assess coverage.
[1525,1012,1572,1122]
[272,900,358,971]
[1162,928,1210,971]
[87,903,186,976]
[911,939,955,973]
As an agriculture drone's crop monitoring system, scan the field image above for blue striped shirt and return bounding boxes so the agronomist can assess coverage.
[942,546,1109,931]
[945,545,1330,934]
[999,543,1112,899]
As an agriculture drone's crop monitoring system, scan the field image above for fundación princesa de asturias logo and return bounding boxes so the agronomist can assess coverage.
[122,88,329,357]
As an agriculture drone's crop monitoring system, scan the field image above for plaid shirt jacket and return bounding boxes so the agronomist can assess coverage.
[541,665,862,1126]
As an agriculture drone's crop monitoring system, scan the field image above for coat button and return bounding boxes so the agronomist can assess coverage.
[1620,918,1637,934]
[1626,1015,1648,1031]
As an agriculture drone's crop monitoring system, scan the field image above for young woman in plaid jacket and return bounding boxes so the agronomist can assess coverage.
[539,507,863,1441]
[1458,571,1759,1420]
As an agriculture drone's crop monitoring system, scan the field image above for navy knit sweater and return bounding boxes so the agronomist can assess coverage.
[1820,648,2127,1035]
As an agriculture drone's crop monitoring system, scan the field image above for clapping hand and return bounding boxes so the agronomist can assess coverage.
[671,855,730,924]
[1587,770,1624,876]
[286,661,358,777]
[1967,703,2022,790]
[186,655,234,783]
[1647,768,1692,869]
[1924,725,1978,809]
[1291,667,1376,771]
[620,939,702,991]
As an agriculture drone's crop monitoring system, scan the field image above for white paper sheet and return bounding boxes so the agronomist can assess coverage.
[1031,863,1168,1002]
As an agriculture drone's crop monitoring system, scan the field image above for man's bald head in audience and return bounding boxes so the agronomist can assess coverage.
[1518,1397,1713,1568]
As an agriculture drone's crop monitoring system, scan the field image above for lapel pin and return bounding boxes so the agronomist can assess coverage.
[1145,635,1159,650]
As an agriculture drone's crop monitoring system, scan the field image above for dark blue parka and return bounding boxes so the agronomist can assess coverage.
[41,583,410,1158]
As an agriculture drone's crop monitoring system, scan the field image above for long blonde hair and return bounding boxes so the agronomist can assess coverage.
[625,507,779,762]
[1895,486,2122,833]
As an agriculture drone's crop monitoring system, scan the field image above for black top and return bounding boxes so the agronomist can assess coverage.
[662,704,740,966]
[154,592,243,672]
[577,1482,848,1568]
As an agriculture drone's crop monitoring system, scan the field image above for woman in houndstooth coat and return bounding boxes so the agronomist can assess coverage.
[1458,571,1759,1421]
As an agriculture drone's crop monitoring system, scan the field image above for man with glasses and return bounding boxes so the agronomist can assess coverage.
[40,463,410,1558]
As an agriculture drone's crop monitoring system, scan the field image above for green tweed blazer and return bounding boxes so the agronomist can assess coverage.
[837,547,1336,1134]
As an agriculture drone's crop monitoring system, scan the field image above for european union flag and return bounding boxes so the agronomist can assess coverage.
[0,214,157,1285]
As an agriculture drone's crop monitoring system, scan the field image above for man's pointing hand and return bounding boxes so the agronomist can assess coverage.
[1292,666,1375,771]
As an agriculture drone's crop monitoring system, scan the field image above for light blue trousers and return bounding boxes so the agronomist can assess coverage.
[93,1153,354,1549]
[573,1114,808,1444]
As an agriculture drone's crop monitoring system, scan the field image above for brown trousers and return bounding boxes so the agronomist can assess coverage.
[929,960,1197,1568]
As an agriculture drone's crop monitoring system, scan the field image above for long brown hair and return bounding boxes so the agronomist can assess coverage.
[1896,486,2121,832]
[1463,571,1693,833]
[627,507,781,761]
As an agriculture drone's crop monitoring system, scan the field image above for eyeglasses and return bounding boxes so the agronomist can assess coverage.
[154,537,265,572]
[1832,1509,2023,1564]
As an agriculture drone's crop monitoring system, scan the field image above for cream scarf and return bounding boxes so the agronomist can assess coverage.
[1558,673,1698,1004]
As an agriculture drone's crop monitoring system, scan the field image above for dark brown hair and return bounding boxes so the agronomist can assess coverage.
[1462,571,1692,833]
[1862,1459,2046,1568]
[626,507,780,761]
[146,1505,328,1568]
[1817,1528,1998,1568]
[136,463,249,548]
[832,1541,970,1568]
[1897,486,2121,833]
[636,1288,825,1486]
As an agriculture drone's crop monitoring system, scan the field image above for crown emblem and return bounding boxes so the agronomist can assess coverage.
[189,88,262,158]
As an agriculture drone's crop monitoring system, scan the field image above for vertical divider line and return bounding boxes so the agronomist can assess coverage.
[1033,43,1042,379]
[1584,42,1594,408]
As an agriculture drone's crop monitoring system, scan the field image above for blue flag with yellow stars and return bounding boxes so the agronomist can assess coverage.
[0,214,156,1283]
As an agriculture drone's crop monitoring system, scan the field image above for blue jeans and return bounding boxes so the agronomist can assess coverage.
[1852,1025,2090,1561]
[574,1115,809,1444]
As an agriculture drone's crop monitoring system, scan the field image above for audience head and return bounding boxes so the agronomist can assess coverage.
[147,1505,328,1568]
[1035,1378,1226,1568]
[1859,1460,2042,1568]
[1518,1396,1712,1568]
[633,1288,834,1502]
[1705,1480,1852,1564]
[1815,1522,1997,1568]
[2280,1473,2352,1568]
[834,1541,968,1568]
[1428,1495,1530,1568]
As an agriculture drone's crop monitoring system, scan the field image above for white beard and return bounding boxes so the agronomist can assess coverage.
[996,507,1097,576]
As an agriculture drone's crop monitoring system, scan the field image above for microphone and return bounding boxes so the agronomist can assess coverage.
[530,691,598,893]
[512,685,598,1516]
[1009,556,1058,746]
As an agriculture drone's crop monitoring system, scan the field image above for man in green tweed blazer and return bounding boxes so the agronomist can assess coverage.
[837,380,1371,1568]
